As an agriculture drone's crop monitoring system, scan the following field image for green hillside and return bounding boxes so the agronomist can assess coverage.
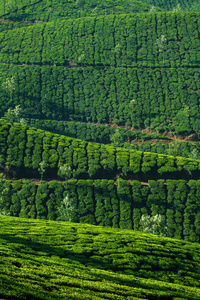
[142,0,200,12]
[1,119,200,242]
[2,176,200,242]
[1,13,200,136]
[1,119,200,181]
[1,215,200,299]
[0,0,157,22]
[1,0,200,297]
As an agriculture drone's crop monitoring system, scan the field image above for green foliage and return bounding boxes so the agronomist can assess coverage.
[1,216,200,300]
[38,161,47,180]
[57,163,72,180]
[142,0,199,12]
[116,179,132,229]
[140,214,168,236]
[1,177,200,242]
[1,119,200,180]
[1,13,200,135]
[57,193,76,222]
[0,0,156,21]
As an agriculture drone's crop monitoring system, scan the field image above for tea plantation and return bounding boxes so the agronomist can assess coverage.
[1,13,200,135]
[1,215,200,299]
[1,0,200,298]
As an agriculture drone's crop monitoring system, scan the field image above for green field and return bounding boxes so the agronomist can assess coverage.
[1,215,200,299]
[1,0,200,297]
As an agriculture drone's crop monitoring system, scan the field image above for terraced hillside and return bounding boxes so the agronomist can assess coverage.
[0,0,157,22]
[1,119,200,241]
[142,0,200,11]
[1,13,200,139]
[1,119,200,180]
[1,0,200,298]
[2,177,200,242]
[1,215,200,299]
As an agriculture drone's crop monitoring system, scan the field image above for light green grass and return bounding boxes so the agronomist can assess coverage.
[0,216,200,299]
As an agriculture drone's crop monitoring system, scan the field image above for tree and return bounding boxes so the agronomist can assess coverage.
[78,53,85,66]
[188,148,200,160]
[149,6,157,13]
[38,161,47,180]
[75,0,85,17]
[110,128,123,147]
[3,105,23,123]
[167,139,183,157]
[57,164,72,180]
[173,105,191,134]
[140,214,168,236]
[2,76,15,102]
[58,193,76,222]
[5,0,16,13]
[92,7,99,16]
[114,43,122,55]
[172,4,182,12]
[156,35,167,64]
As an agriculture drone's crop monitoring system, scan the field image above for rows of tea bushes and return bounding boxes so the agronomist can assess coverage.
[1,178,200,242]
[143,0,197,11]
[127,140,200,159]
[1,13,200,67]
[26,118,169,144]
[1,64,200,133]
[0,20,30,32]
[0,0,156,22]
[26,118,200,159]
[1,119,200,179]
[1,216,200,299]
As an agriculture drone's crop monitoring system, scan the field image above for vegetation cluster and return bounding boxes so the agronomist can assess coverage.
[1,216,200,299]
[1,177,200,242]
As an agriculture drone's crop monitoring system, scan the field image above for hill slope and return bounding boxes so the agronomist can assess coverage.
[1,215,200,299]
[1,13,200,136]
[0,0,158,22]
[141,0,200,11]
[1,119,200,181]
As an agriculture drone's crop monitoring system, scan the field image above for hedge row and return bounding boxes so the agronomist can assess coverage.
[1,119,200,179]
[126,140,200,160]
[26,118,169,144]
[1,64,200,133]
[1,178,200,242]
[26,118,200,160]
[1,13,200,67]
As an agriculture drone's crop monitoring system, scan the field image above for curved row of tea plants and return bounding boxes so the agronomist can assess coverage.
[1,13,200,67]
[1,215,200,299]
[1,64,200,133]
[1,177,200,242]
[26,118,169,144]
[27,118,200,159]
[0,0,158,22]
[143,0,200,11]
[1,119,200,179]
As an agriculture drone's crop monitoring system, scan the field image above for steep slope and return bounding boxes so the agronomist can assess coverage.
[1,119,200,242]
[0,13,200,136]
[1,215,200,299]
[1,119,200,181]
[2,176,200,242]
[141,0,200,11]
[0,0,158,22]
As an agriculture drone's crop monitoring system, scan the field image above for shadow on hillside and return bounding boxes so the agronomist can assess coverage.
[87,269,190,300]
[0,233,117,269]
[0,232,186,274]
